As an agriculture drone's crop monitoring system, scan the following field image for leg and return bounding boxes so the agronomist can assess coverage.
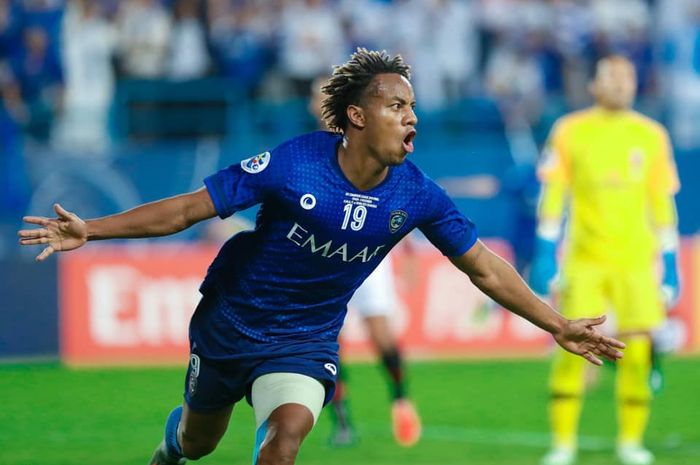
[542,348,587,465]
[615,332,654,465]
[543,261,606,465]
[611,266,664,465]
[255,404,315,465]
[349,256,420,446]
[355,257,406,400]
[251,373,325,465]
[179,403,233,459]
[548,348,587,450]
[364,315,406,399]
[364,315,421,447]
[150,343,240,465]
[327,359,356,446]
[149,403,232,464]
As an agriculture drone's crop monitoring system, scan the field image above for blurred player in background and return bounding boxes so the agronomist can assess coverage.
[530,56,681,465]
[310,75,421,447]
[19,49,625,465]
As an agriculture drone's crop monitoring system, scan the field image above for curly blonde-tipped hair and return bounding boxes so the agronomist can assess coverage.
[321,48,411,133]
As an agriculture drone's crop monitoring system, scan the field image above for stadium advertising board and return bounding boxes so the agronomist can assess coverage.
[59,240,699,365]
[343,240,552,358]
[59,245,217,365]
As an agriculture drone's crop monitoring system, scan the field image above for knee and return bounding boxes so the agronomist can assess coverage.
[179,428,219,460]
[616,373,651,401]
[616,336,652,401]
[549,351,587,396]
[256,428,303,465]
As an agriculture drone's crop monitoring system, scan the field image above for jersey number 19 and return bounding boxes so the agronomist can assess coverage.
[341,204,367,231]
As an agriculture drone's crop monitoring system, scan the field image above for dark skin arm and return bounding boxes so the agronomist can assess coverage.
[450,240,625,365]
[18,187,217,261]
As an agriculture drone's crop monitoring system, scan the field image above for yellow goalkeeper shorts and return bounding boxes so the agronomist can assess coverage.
[558,258,664,332]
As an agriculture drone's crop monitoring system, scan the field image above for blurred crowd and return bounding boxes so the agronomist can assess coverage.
[1,0,700,150]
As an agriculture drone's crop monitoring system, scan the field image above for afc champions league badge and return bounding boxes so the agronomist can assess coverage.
[241,151,270,174]
[389,210,408,233]
[188,354,201,396]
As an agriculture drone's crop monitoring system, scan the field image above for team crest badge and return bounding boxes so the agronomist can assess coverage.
[389,210,408,233]
[241,151,270,174]
[629,148,644,180]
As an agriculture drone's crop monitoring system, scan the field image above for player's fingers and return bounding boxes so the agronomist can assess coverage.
[54,203,73,220]
[18,228,48,238]
[23,216,51,226]
[603,346,624,360]
[599,334,626,350]
[36,245,55,262]
[592,343,623,361]
[583,315,606,327]
[19,237,50,246]
[582,351,603,366]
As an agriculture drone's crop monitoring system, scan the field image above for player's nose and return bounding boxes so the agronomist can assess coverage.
[405,108,418,126]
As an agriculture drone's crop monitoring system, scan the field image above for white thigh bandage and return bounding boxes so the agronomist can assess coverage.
[251,373,325,428]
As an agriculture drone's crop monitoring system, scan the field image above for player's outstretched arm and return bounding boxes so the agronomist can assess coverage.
[18,187,217,261]
[450,240,625,365]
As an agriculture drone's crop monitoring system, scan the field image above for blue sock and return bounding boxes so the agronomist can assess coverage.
[251,420,269,465]
[165,406,184,458]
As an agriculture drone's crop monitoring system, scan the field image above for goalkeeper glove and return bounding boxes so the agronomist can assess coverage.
[529,236,557,297]
[661,250,680,309]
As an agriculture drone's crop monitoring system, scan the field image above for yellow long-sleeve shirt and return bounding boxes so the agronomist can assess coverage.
[538,106,679,267]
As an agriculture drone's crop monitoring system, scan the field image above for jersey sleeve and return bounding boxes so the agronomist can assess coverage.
[647,125,680,227]
[417,180,478,257]
[204,148,287,219]
[648,126,680,195]
[537,118,571,221]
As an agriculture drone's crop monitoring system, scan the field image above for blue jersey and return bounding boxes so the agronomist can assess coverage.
[192,131,477,360]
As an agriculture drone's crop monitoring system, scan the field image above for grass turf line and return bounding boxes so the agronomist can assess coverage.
[1,357,698,465]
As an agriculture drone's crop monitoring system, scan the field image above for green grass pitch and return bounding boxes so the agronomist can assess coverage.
[1,357,699,465]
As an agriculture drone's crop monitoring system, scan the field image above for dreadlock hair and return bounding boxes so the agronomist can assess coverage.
[321,48,411,133]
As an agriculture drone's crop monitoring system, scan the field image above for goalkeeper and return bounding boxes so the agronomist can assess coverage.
[531,56,681,465]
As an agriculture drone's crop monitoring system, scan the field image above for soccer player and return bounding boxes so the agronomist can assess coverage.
[530,56,681,465]
[310,74,421,447]
[19,49,625,465]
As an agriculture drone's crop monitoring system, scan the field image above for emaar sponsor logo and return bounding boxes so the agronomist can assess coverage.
[286,222,385,263]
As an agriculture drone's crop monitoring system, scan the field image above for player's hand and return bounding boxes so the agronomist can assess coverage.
[553,315,625,366]
[18,203,88,261]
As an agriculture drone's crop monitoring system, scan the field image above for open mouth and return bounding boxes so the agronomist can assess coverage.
[403,130,417,153]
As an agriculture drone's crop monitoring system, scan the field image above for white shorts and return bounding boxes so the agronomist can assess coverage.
[348,255,399,318]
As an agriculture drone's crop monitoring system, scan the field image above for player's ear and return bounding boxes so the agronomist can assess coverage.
[346,105,365,129]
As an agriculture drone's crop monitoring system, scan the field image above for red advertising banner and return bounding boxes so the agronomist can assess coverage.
[342,240,552,359]
[59,239,699,365]
[343,238,699,359]
[688,237,700,349]
[59,244,218,365]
